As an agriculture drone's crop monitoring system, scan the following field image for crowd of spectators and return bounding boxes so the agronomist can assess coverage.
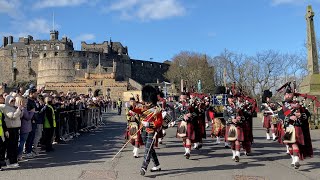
[0,84,116,170]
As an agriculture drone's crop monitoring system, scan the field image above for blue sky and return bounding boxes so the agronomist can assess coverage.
[0,0,319,62]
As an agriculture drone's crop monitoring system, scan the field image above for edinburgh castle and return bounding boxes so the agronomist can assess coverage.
[0,30,170,99]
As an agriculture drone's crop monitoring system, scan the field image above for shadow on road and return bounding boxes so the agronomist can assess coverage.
[8,112,127,171]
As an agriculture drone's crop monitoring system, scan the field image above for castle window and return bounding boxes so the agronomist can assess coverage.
[43,53,46,58]
[141,63,143,66]
[160,65,162,68]
[95,81,97,86]
[101,81,103,86]
[13,61,16,68]
[43,46,47,50]
[54,52,58,56]
[150,63,153,67]
[56,46,60,50]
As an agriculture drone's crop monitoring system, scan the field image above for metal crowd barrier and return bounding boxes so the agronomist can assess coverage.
[54,107,104,142]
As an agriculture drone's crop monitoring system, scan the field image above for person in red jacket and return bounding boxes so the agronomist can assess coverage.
[129,85,163,176]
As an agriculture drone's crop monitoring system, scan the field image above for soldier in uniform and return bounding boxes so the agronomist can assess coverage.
[224,93,245,162]
[128,85,163,176]
[125,97,143,158]
[278,85,313,169]
[261,90,279,141]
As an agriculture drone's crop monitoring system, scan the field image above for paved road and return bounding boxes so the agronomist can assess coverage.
[0,112,319,180]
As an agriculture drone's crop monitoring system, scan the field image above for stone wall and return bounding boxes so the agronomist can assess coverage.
[131,59,170,85]
[45,78,128,100]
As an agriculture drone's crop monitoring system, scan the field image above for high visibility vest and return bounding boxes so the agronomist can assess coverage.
[44,105,56,128]
[0,112,3,138]
[117,101,122,107]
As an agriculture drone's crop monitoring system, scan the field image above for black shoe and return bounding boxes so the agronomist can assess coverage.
[140,168,146,176]
[198,144,203,149]
[186,153,190,159]
[235,156,239,162]
[294,162,301,169]
[245,152,250,156]
[134,156,139,158]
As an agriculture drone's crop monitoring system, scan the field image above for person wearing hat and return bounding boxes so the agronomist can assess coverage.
[223,93,245,162]
[261,90,278,141]
[128,85,163,176]
[277,84,313,169]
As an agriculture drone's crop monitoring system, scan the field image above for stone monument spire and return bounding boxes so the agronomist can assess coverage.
[306,5,319,74]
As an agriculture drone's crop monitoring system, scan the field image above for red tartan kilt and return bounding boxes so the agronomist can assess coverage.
[187,122,195,141]
[225,125,244,142]
[276,122,284,144]
[243,121,253,142]
[294,126,305,146]
[197,119,206,138]
[263,116,271,129]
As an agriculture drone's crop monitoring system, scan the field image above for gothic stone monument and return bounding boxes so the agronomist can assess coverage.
[300,5,320,95]
[300,5,320,128]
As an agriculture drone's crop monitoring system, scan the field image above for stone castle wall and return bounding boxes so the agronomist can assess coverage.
[131,59,170,84]
[0,33,170,91]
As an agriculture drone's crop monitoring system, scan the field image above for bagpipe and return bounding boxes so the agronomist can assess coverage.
[230,82,258,116]
[276,81,320,143]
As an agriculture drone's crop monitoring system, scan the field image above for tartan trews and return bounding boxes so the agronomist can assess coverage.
[141,132,160,170]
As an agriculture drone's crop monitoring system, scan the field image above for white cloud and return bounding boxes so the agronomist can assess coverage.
[0,18,59,40]
[0,0,23,19]
[34,0,88,9]
[105,0,186,21]
[25,19,53,34]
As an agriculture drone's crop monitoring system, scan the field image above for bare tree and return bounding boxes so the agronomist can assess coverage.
[165,51,215,93]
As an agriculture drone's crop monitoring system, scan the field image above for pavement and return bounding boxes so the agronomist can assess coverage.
[0,111,319,180]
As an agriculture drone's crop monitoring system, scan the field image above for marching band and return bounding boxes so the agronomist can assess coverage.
[121,81,314,176]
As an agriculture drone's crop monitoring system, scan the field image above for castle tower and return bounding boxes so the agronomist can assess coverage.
[50,30,59,41]
[37,51,75,88]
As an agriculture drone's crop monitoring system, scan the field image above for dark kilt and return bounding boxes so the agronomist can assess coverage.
[195,116,206,141]
[300,120,313,159]
[276,122,285,144]
[187,121,195,141]
[225,124,244,142]
[293,126,305,146]
[263,115,271,129]
[243,121,253,143]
